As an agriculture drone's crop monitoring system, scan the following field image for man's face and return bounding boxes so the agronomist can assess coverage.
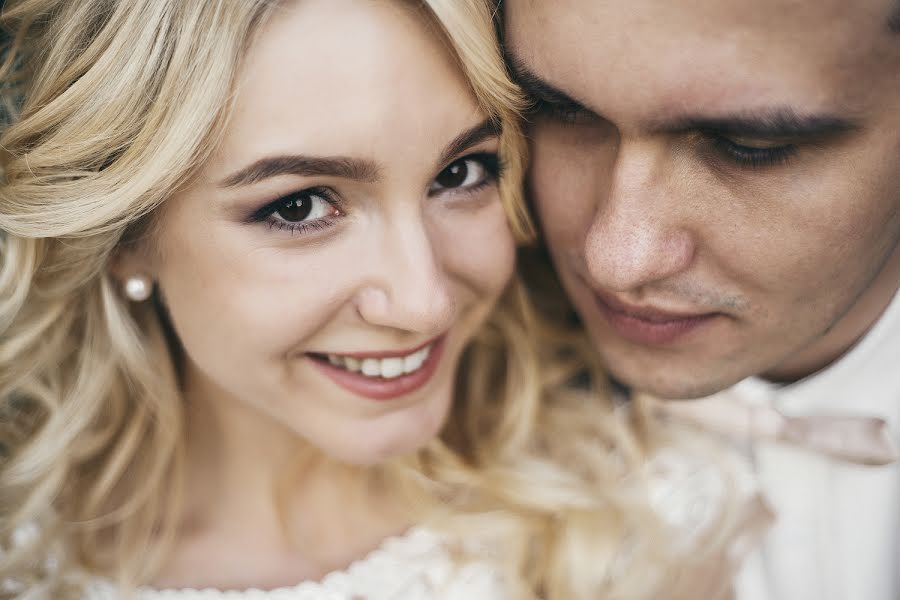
[506,0,900,398]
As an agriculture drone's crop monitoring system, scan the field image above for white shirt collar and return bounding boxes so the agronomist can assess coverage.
[736,286,900,424]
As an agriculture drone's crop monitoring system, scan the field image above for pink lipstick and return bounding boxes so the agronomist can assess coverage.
[307,335,446,401]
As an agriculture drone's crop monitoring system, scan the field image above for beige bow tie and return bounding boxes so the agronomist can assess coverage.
[648,390,899,466]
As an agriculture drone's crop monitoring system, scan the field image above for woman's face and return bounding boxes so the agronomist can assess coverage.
[133,0,516,464]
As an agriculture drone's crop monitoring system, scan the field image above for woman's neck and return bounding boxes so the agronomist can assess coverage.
[151,370,413,591]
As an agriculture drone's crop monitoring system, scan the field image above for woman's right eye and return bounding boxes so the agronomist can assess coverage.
[249,187,342,234]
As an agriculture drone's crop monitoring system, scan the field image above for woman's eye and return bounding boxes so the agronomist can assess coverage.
[430,153,499,194]
[273,190,333,223]
[249,187,342,234]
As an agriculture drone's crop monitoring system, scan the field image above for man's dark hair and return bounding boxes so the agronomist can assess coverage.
[891,0,900,34]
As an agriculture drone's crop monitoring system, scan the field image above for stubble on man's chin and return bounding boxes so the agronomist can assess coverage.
[598,351,745,401]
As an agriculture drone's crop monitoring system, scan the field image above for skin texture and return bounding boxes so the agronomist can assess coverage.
[118,0,514,588]
[505,0,900,399]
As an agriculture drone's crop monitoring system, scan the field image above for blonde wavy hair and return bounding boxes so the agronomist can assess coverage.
[0,1,729,598]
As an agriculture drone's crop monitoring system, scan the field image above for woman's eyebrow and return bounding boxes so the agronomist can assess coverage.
[219,119,498,189]
[437,118,501,167]
[219,155,381,188]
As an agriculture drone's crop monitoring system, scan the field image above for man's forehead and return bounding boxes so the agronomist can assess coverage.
[506,0,900,124]
[507,0,900,67]
[509,0,898,33]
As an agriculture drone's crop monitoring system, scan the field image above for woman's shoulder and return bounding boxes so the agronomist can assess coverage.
[83,528,513,600]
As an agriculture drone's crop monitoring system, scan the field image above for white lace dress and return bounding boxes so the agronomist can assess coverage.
[85,528,511,599]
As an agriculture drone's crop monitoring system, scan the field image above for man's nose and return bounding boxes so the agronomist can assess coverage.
[355,215,455,335]
[584,140,695,293]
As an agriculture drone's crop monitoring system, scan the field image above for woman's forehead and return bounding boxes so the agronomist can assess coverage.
[210,0,484,180]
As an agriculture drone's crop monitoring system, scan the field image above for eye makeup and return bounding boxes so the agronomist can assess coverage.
[241,149,504,238]
[428,151,504,197]
[246,186,344,235]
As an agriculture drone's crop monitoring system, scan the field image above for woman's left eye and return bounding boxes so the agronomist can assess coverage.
[429,153,500,194]
[248,187,342,234]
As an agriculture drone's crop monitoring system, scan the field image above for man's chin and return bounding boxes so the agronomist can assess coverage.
[579,309,753,399]
[599,350,749,401]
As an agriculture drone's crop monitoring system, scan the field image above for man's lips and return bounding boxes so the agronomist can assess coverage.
[594,290,717,322]
[593,290,721,345]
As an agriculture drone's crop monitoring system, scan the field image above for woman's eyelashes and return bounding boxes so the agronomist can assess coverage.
[248,187,343,234]
[428,152,502,197]
[246,152,502,237]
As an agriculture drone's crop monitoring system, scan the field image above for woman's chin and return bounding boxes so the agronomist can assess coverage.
[313,392,453,466]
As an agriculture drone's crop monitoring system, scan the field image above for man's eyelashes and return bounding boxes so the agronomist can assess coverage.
[704,134,798,169]
[527,97,801,171]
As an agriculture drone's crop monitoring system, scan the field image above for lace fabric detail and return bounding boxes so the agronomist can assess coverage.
[646,448,773,600]
[85,528,509,599]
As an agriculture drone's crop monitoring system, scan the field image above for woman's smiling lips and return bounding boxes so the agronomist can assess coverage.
[306,335,447,401]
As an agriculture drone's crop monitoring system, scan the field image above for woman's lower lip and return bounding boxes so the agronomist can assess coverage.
[595,297,718,345]
[307,336,447,401]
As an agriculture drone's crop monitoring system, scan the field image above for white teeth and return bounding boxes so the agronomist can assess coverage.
[380,357,405,379]
[361,358,381,377]
[323,344,433,379]
[403,347,430,374]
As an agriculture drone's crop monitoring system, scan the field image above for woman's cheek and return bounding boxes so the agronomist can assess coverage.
[433,200,517,296]
[156,229,345,369]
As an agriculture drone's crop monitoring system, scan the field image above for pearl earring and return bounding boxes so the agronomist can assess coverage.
[123,275,154,302]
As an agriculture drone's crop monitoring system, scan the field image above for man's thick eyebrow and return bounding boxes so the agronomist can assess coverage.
[437,118,501,167]
[219,155,380,188]
[504,51,587,109]
[658,111,860,138]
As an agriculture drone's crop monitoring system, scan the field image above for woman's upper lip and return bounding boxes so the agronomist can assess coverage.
[310,334,444,360]
[594,290,717,322]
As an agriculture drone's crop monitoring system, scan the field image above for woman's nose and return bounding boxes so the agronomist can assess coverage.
[354,215,455,335]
